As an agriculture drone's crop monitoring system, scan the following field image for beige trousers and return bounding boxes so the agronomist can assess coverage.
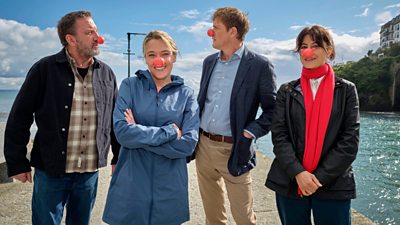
[195,135,257,225]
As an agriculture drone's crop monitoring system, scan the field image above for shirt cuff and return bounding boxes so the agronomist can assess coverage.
[243,129,256,140]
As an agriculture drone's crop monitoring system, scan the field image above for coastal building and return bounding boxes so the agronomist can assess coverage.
[380,14,400,48]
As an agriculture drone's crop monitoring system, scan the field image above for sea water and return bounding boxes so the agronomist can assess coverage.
[256,112,400,225]
[0,90,399,224]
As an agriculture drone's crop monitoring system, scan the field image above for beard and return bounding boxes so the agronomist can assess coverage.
[76,40,100,58]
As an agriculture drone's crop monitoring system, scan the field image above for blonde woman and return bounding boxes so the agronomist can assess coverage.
[103,30,199,225]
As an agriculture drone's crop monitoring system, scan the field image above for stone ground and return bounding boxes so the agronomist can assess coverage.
[0,151,377,225]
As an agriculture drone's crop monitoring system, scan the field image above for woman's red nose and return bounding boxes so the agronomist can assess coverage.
[301,48,314,58]
[153,57,165,68]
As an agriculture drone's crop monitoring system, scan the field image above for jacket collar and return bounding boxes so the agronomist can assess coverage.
[286,76,345,110]
[289,76,345,93]
[217,43,245,61]
[231,46,254,100]
[55,48,101,68]
[203,46,254,102]
[135,69,184,92]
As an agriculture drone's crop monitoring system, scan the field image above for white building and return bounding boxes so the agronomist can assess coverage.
[380,14,400,48]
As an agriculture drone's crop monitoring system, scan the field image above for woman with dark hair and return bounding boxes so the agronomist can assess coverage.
[265,25,360,225]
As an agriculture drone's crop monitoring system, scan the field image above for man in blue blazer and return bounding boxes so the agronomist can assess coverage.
[194,7,277,225]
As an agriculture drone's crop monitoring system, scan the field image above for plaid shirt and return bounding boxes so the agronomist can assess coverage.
[65,50,98,173]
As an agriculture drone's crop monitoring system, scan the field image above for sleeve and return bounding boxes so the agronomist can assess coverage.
[244,60,277,139]
[113,78,178,149]
[4,63,41,177]
[110,71,121,165]
[139,90,200,159]
[313,84,360,185]
[271,84,305,179]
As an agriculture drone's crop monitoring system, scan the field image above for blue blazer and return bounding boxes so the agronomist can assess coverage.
[197,46,277,176]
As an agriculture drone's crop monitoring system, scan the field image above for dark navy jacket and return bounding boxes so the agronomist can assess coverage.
[4,49,120,177]
[266,77,360,199]
[196,46,277,176]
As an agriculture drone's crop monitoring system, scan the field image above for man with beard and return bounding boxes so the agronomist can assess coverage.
[3,11,120,225]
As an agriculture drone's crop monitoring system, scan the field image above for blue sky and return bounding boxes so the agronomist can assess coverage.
[0,0,399,90]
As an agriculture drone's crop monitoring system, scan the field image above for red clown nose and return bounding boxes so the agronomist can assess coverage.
[153,57,165,68]
[97,36,105,44]
[301,48,314,58]
[207,29,215,37]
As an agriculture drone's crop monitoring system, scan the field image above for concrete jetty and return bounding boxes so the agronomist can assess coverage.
[0,122,377,225]
[0,151,377,225]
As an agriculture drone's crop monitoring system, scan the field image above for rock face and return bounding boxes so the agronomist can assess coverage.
[0,122,4,163]
[0,122,12,183]
[391,62,400,111]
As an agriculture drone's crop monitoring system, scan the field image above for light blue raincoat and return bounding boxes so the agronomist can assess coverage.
[103,70,199,225]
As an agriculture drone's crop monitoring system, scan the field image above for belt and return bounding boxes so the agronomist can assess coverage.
[199,128,233,144]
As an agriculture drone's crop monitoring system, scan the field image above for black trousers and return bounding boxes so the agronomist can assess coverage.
[276,193,351,225]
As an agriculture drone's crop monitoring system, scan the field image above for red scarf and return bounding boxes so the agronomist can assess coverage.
[299,63,334,195]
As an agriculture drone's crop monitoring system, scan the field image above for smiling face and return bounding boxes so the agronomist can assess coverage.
[299,34,332,69]
[144,38,176,84]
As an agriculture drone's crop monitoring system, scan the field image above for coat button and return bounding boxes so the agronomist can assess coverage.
[61,151,65,155]
[64,105,69,109]
[61,128,66,132]
[68,83,72,87]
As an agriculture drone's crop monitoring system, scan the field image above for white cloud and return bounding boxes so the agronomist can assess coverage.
[130,22,171,28]
[0,19,60,78]
[178,21,213,41]
[180,9,200,19]
[244,29,380,84]
[0,77,25,90]
[0,18,382,89]
[330,31,380,62]
[384,3,400,9]
[173,50,212,92]
[356,8,369,17]
[246,38,299,84]
[247,38,295,61]
[362,3,373,8]
[289,22,327,32]
[289,25,304,31]
[0,18,139,89]
[375,11,393,25]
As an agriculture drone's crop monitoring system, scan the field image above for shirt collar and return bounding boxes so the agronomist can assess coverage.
[65,49,94,69]
[218,43,245,61]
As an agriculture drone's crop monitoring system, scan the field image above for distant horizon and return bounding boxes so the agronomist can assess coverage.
[0,89,18,91]
[1,0,400,90]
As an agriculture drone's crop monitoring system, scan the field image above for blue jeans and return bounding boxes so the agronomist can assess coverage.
[276,193,351,225]
[32,169,98,225]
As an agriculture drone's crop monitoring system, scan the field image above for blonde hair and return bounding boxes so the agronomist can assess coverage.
[142,30,178,56]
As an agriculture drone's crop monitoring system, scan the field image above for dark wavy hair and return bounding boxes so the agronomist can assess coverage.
[295,25,336,60]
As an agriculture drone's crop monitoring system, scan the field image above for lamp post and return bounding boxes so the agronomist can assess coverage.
[124,32,146,77]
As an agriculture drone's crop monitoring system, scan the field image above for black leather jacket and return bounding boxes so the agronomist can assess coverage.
[4,49,120,177]
[266,77,360,199]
